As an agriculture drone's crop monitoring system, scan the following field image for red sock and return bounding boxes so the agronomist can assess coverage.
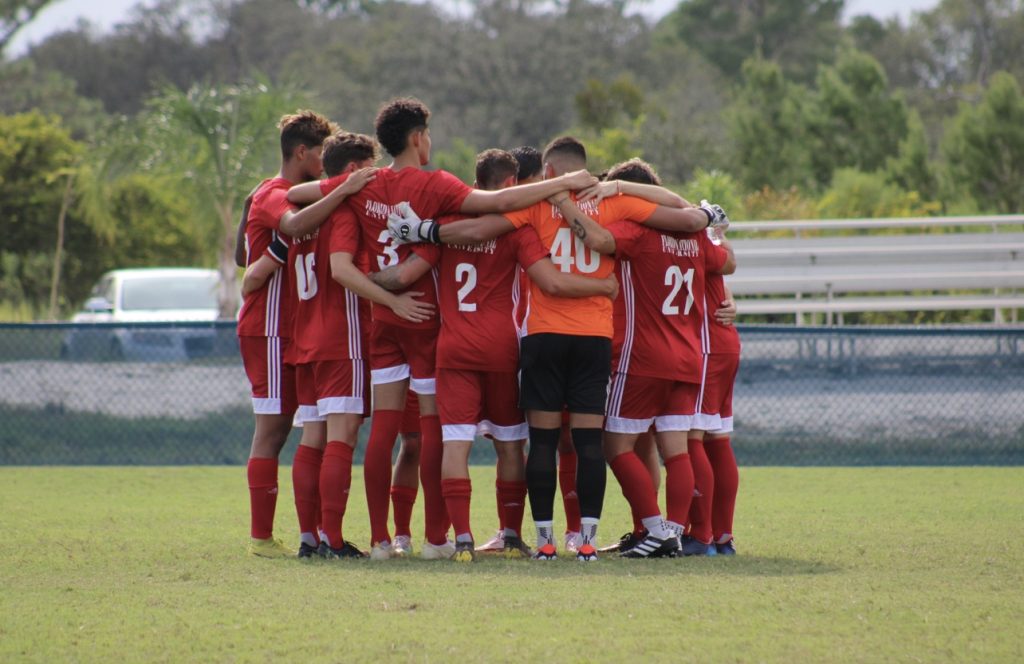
[291,445,323,543]
[496,480,527,536]
[390,484,418,538]
[320,441,354,548]
[663,453,694,527]
[558,447,581,533]
[706,436,739,542]
[687,438,714,544]
[631,503,645,537]
[364,409,403,545]
[609,451,662,526]
[247,457,278,539]
[441,478,473,540]
[495,479,506,531]
[419,415,449,545]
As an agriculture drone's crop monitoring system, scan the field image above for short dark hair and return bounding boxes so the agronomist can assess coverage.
[374,97,430,158]
[475,149,519,191]
[322,132,379,177]
[510,146,542,181]
[606,158,661,186]
[278,110,334,160]
[542,136,587,167]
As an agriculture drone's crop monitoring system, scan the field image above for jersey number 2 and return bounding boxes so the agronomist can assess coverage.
[455,263,477,312]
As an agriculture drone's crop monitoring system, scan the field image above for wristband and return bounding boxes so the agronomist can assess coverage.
[427,220,441,244]
[267,237,289,263]
[701,207,713,228]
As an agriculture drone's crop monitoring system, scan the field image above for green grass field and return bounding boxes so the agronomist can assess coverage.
[1,467,1022,662]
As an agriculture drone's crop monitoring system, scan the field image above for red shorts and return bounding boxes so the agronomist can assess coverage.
[605,372,699,434]
[295,359,368,423]
[369,321,438,394]
[240,336,297,416]
[437,368,527,442]
[697,352,739,433]
[401,389,420,435]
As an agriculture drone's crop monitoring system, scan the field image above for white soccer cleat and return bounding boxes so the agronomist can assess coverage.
[392,535,413,557]
[475,530,505,553]
[421,539,457,560]
[564,531,582,554]
[369,540,393,561]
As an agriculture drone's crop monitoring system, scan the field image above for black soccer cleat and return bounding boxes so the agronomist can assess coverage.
[297,541,322,559]
[620,533,679,559]
[321,540,368,559]
[598,530,645,553]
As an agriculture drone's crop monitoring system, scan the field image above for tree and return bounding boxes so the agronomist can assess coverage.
[804,49,910,186]
[667,0,844,82]
[942,71,1024,213]
[0,0,53,54]
[129,80,304,316]
[727,58,814,191]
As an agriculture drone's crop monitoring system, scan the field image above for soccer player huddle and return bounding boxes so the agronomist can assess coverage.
[237,97,741,564]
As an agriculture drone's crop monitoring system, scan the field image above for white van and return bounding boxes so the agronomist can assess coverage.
[62,268,222,360]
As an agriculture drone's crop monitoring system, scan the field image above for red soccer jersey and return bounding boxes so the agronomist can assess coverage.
[324,167,473,329]
[704,270,741,355]
[238,177,296,338]
[435,222,549,372]
[608,222,728,382]
[288,212,371,364]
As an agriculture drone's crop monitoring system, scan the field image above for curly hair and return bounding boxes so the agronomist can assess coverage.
[278,110,335,159]
[374,97,430,158]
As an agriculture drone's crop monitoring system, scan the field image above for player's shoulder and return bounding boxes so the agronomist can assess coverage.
[252,177,287,202]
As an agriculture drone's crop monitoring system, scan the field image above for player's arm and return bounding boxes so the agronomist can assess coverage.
[240,236,288,296]
[234,190,256,267]
[459,169,597,214]
[370,253,433,292]
[578,180,691,208]
[287,180,325,205]
[330,251,435,323]
[716,284,737,326]
[388,203,517,245]
[281,168,378,238]
[526,259,619,301]
[714,237,737,275]
[550,196,617,255]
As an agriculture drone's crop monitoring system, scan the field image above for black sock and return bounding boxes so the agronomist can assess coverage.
[571,427,607,519]
[525,427,560,523]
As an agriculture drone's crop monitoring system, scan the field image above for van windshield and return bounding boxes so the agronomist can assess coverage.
[121,275,219,311]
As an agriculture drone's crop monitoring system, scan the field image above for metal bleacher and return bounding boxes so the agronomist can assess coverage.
[727,215,1024,324]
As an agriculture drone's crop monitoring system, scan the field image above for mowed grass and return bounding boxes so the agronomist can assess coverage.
[1,467,1022,663]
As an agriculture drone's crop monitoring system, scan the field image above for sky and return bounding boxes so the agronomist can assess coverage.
[8,0,942,56]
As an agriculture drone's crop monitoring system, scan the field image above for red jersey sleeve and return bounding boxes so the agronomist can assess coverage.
[328,207,361,255]
[262,188,297,231]
[320,173,349,197]
[410,243,442,267]
[607,220,646,258]
[425,170,473,213]
[509,226,549,270]
[602,195,657,224]
[700,233,729,275]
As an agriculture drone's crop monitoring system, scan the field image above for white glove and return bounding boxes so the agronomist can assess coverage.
[699,199,730,231]
[387,201,438,244]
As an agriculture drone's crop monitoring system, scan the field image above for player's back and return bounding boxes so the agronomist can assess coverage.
[238,177,294,338]
[435,223,547,372]
[610,222,726,383]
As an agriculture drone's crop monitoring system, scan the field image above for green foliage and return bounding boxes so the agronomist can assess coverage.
[574,75,644,131]
[885,109,939,203]
[728,58,814,192]
[0,60,106,140]
[431,137,477,186]
[681,169,745,220]
[669,0,844,83]
[0,0,52,53]
[804,49,910,186]
[816,168,940,219]
[942,71,1024,213]
[741,187,818,221]
[1,467,1022,660]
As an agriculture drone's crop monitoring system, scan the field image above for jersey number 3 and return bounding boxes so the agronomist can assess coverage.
[663,266,694,315]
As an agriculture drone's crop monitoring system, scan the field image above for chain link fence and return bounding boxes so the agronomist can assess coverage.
[1,322,1021,465]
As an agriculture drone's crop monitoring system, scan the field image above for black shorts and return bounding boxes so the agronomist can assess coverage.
[519,333,611,415]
